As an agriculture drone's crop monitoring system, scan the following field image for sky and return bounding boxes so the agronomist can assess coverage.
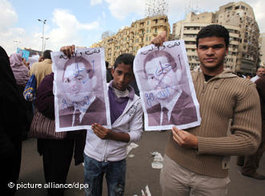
[1,0,265,55]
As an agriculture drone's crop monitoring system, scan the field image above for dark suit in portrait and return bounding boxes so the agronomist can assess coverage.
[147,91,197,126]
[59,97,106,128]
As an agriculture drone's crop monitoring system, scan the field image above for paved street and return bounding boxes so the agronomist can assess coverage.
[16,131,265,196]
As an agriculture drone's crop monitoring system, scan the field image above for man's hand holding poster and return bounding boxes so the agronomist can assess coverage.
[134,40,201,131]
[52,48,111,132]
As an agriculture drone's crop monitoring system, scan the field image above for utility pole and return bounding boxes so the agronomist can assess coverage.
[43,37,49,51]
[37,18,47,54]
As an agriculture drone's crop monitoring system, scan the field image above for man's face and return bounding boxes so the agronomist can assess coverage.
[62,62,92,102]
[145,55,179,100]
[197,36,228,74]
[112,63,134,91]
[257,68,265,77]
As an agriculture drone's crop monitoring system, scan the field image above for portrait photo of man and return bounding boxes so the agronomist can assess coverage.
[53,48,111,131]
[134,41,201,130]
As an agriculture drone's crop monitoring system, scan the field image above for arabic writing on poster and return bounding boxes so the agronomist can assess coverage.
[52,48,111,132]
[134,40,201,131]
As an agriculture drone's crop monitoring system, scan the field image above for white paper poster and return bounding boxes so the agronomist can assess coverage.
[134,40,201,131]
[52,48,111,132]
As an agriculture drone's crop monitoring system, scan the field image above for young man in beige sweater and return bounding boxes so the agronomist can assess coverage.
[153,24,262,195]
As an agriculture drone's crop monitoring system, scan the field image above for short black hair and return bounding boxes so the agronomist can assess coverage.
[196,24,230,48]
[43,50,52,60]
[113,53,135,71]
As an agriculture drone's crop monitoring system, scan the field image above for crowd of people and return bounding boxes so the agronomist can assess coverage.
[0,24,264,196]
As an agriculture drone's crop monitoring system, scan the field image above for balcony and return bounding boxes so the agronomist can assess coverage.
[183,37,196,42]
[185,46,196,51]
[229,33,240,38]
[230,40,239,45]
[151,20,167,27]
[183,30,199,34]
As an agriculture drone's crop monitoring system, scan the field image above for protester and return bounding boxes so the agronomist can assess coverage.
[105,61,113,82]
[61,46,143,196]
[238,73,265,179]
[9,53,33,139]
[0,46,24,196]
[250,67,265,82]
[86,54,143,195]
[29,50,52,88]
[36,72,86,196]
[245,73,252,80]
[9,53,30,86]
[153,25,261,195]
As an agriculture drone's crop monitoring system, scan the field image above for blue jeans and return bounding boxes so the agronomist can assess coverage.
[84,155,126,196]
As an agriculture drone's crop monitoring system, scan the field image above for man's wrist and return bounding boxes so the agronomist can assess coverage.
[192,136,198,149]
[106,129,113,139]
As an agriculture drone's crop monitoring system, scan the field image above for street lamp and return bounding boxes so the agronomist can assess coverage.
[42,37,49,51]
[37,18,47,54]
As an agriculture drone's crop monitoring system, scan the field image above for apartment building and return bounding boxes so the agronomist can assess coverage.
[172,1,260,74]
[91,15,170,66]
[173,12,241,71]
[259,33,265,66]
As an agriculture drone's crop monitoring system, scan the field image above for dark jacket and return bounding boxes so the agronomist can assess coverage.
[256,76,265,120]
[0,46,22,157]
[0,46,23,194]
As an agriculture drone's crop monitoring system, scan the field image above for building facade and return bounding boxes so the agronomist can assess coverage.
[91,15,170,66]
[260,33,265,67]
[172,1,260,74]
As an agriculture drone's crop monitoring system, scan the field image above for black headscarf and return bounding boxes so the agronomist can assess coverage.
[0,46,20,102]
[0,46,22,137]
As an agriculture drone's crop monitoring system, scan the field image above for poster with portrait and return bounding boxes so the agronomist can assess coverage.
[52,48,111,132]
[134,40,201,131]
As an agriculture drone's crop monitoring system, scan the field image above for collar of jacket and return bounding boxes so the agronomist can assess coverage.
[192,70,237,89]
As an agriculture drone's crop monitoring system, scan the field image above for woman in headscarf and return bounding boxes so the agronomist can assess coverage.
[9,53,30,87]
[9,53,33,139]
[0,47,23,195]
[35,72,86,196]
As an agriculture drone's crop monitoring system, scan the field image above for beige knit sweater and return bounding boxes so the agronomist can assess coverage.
[165,70,261,178]
[29,59,52,88]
